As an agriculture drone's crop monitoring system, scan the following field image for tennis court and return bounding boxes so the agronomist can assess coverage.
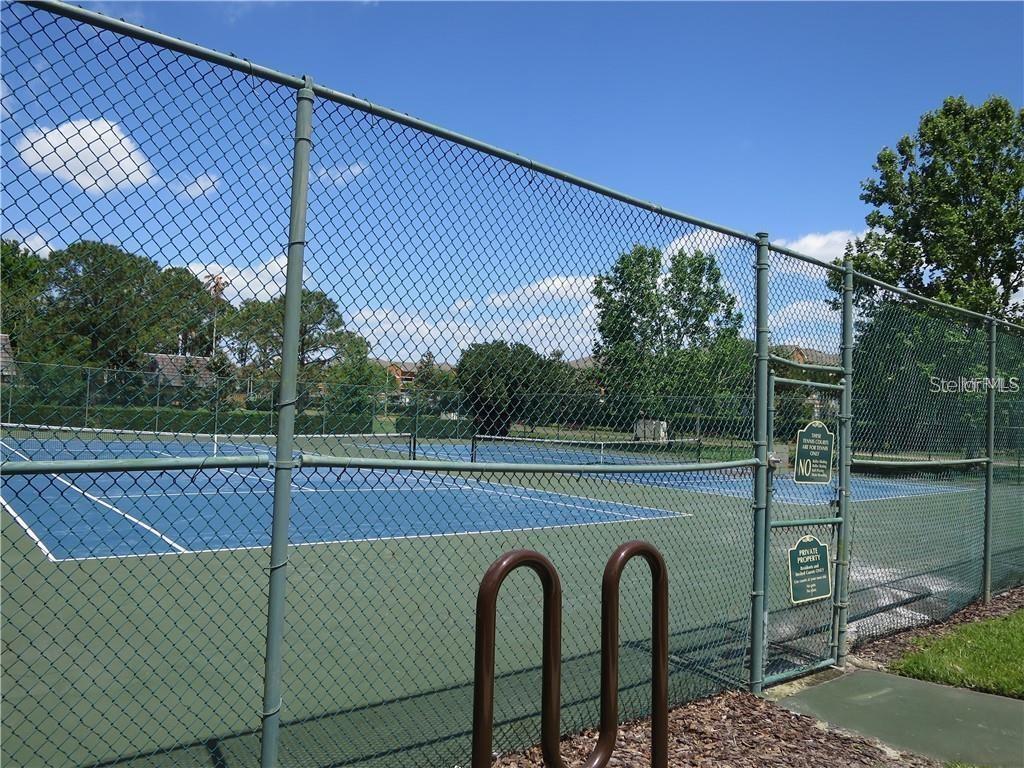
[2,428,972,563]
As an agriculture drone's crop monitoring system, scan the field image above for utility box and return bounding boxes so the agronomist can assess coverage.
[634,419,668,444]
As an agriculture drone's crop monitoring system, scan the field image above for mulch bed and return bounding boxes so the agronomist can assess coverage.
[493,690,938,767]
[852,585,1024,667]
[493,588,1024,767]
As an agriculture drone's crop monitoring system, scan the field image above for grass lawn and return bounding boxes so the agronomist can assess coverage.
[890,609,1024,699]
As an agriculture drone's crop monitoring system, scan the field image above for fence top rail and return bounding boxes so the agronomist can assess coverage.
[0,453,760,476]
[17,0,1023,334]
[0,454,269,476]
[767,243,845,274]
[773,376,845,392]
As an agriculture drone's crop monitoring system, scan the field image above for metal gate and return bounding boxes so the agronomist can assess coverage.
[748,238,855,691]
[762,371,849,684]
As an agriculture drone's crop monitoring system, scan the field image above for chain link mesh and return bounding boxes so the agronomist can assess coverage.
[846,280,996,643]
[991,327,1023,593]
[1,4,1021,768]
[2,5,292,766]
[761,249,843,679]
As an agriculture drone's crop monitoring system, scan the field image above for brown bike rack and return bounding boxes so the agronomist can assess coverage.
[471,540,668,768]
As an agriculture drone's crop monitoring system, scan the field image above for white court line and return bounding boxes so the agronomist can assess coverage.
[445,476,689,521]
[51,512,684,565]
[102,486,453,500]
[36,469,687,562]
[1,440,188,554]
[0,494,57,562]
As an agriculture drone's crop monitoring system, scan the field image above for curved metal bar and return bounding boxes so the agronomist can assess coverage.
[471,542,669,768]
[594,541,669,768]
[472,550,563,768]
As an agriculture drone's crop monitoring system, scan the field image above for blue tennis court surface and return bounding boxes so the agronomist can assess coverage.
[2,434,971,562]
[412,441,974,505]
[0,459,683,562]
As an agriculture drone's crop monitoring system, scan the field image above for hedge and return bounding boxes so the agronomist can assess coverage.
[4,404,371,437]
[396,414,475,439]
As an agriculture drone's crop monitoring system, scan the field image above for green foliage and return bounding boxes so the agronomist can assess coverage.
[318,334,394,419]
[852,301,989,456]
[852,96,1024,320]
[395,413,474,439]
[890,610,1024,698]
[592,243,745,429]
[413,351,456,393]
[457,341,587,435]
[1,239,51,358]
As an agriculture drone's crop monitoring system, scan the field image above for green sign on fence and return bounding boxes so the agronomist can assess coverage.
[788,535,832,604]
[793,420,835,485]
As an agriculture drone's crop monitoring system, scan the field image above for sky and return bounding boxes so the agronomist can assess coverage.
[76,0,1023,246]
[2,2,1021,363]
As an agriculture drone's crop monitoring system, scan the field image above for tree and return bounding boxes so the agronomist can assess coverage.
[0,239,53,360]
[149,266,228,357]
[457,342,540,435]
[44,241,173,369]
[850,301,989,457]
[221,289,349,373]
[320,334,394,426]
[592,243,744,430]
[851,96,1024,320]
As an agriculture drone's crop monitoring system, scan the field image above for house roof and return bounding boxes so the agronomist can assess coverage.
[567,355,596,369]
[373,358,455,374]
[143,353,215,387]
[773,345,840,367]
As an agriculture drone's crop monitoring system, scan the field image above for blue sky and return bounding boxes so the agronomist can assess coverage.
[79,1,1023,243]
[2,2,1021,364]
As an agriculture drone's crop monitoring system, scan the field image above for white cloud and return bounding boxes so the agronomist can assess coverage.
[188,253,289,305]
[3,229,55,258]
[663,229,741,260]
[315,162,366,187]
[171,172,220,200]
[485,275,594,308]
[769,299,841,330]
[774,230,865,268]
[768,299,842,351]
[0,78,10,120]
[349,299,598,365]
[16,119,156,195]
[348,307,479,363]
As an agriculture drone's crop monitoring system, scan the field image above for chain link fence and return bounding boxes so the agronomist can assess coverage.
[1,3,1021,767]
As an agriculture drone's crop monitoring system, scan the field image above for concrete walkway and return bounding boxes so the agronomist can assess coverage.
[779,669,1024,767]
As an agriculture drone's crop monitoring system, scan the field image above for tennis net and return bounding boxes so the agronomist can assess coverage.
[469,434,702,465]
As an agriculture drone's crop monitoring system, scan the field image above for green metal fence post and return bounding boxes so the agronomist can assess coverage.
[749,233,770,693]
[983,318,996,604]
[259,75,314,768]
[763,371,775,648]
[834,254,854,666]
